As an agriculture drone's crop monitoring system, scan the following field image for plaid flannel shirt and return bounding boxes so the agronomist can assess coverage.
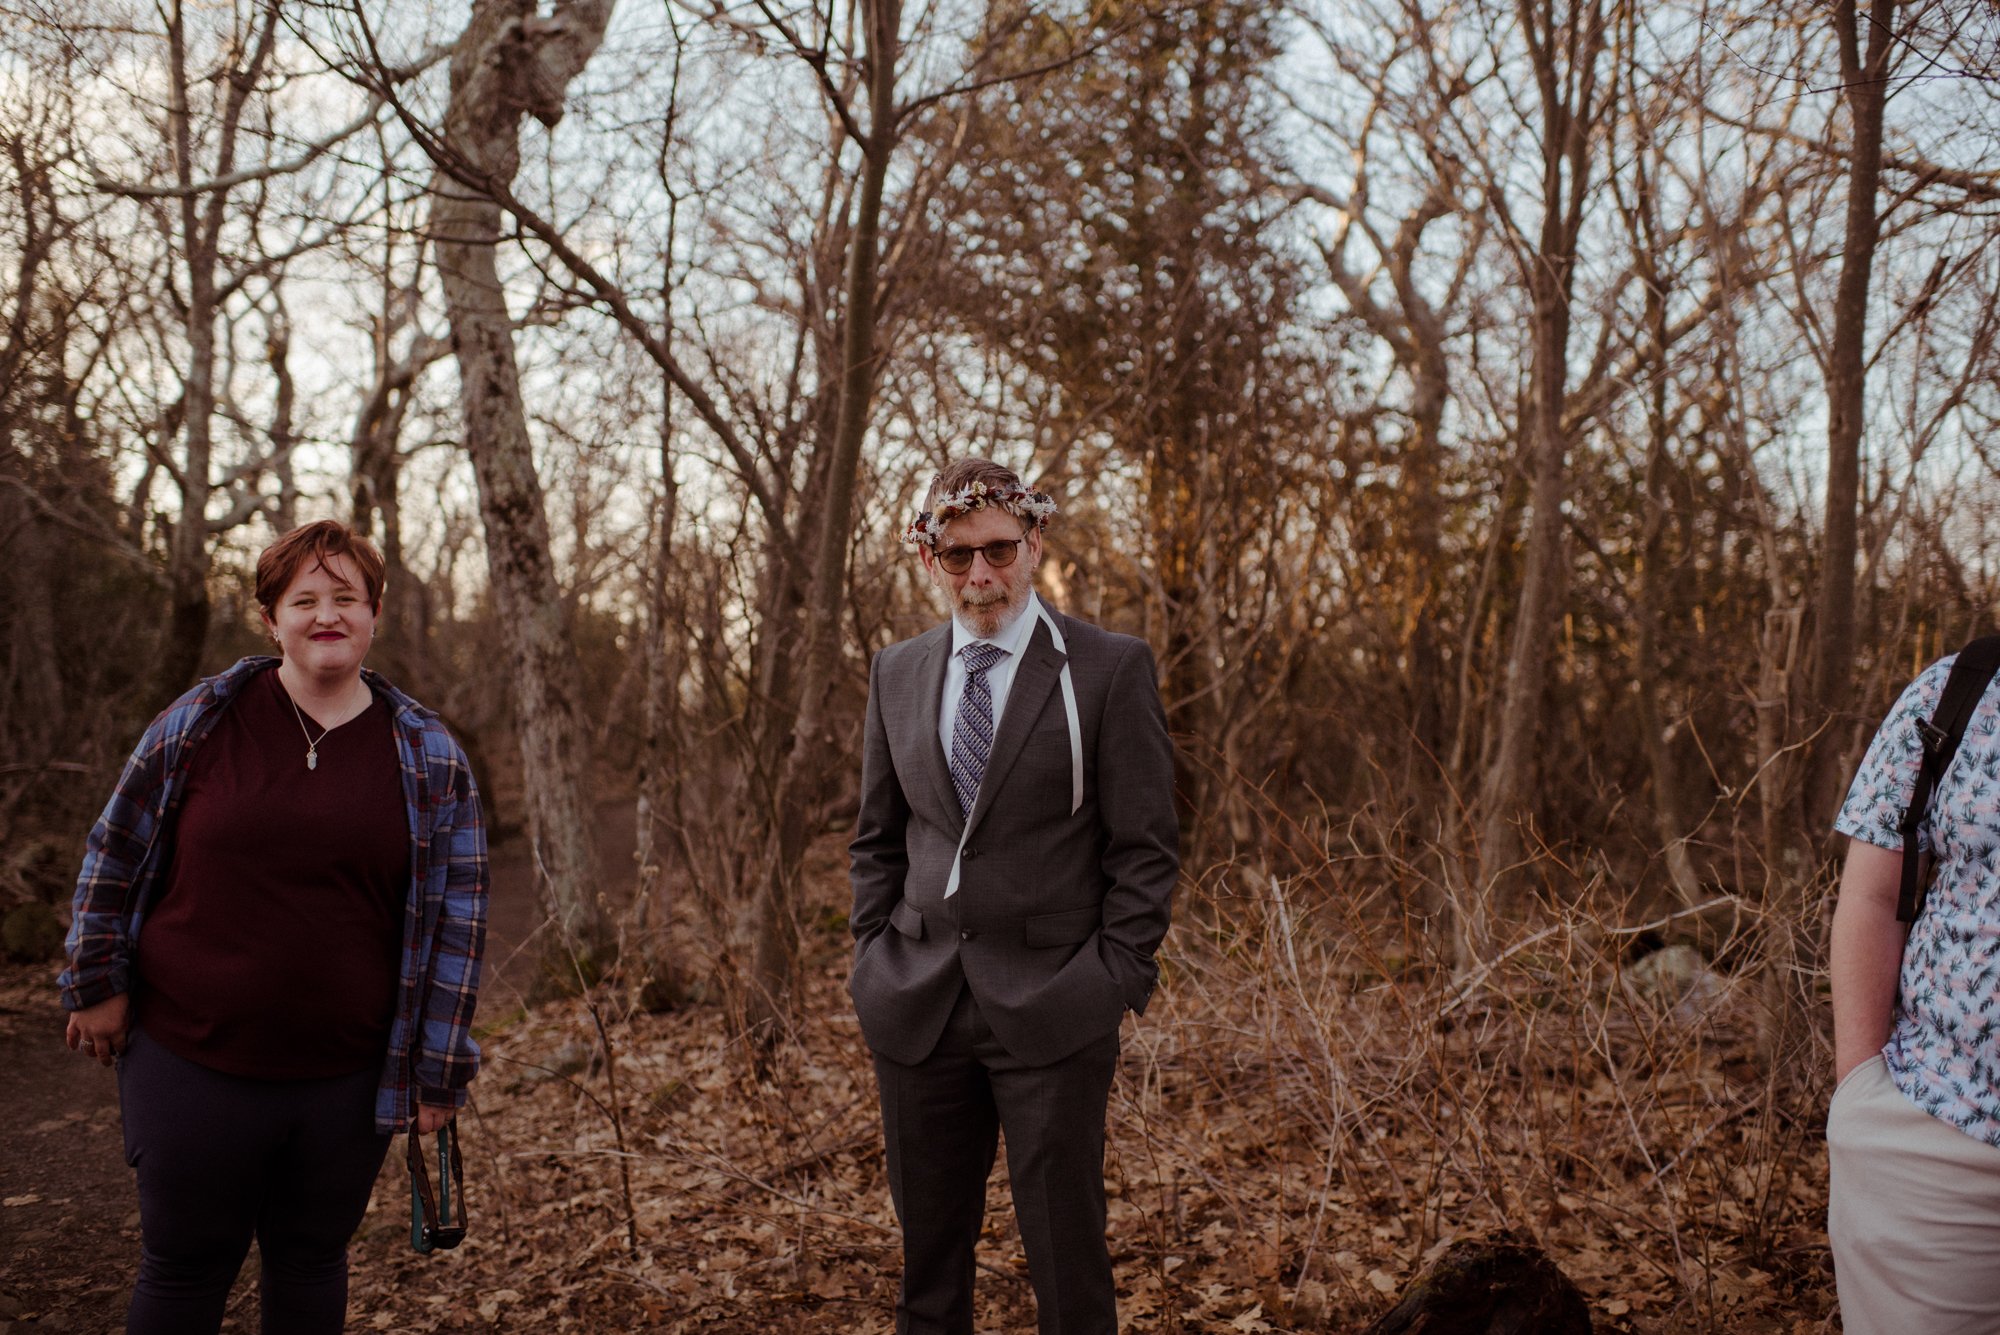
[58,656,489,1133]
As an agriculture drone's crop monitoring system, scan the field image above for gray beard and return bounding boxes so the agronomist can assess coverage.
[953,590,1028,639]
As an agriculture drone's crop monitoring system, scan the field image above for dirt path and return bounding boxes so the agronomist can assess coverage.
[0,799,627,1333]
[0,969,133,1333]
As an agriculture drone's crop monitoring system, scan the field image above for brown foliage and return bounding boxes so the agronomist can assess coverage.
[338,833,1835,1334]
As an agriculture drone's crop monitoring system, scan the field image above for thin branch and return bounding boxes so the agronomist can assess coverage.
[90,72,433,200]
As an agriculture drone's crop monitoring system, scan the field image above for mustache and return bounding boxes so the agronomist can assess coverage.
[959,587,1007,607]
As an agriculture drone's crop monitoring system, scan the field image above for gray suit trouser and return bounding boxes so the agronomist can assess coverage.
[872,984,1120,1335]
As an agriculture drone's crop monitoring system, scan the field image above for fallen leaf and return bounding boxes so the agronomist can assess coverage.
[1230,1301,1271,1332]
[477,1287,523,1322]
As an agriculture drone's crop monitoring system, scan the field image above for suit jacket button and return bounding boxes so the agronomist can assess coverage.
[960,928,975,941]
[962,847,977,859]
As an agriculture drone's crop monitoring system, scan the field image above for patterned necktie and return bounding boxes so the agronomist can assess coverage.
[950,643,1008,817]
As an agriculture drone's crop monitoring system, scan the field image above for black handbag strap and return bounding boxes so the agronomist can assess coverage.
[1896,635,2000,922]
[405,1021,465,1249]
[408,1119,466,1249]
[402,935,463,1250]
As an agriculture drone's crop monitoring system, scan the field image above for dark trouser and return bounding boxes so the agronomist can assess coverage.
[116,1029,391,1335]
[872,985,1120,1335]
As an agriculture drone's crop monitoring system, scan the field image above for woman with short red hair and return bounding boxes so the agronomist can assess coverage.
[59,519,488,1334]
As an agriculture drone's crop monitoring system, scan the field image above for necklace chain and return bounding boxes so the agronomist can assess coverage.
[285,690,332,771]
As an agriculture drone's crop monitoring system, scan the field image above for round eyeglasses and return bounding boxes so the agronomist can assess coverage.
[934,539,1025,575]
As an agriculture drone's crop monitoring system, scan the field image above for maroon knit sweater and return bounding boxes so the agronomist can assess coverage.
[136,668,410,1079]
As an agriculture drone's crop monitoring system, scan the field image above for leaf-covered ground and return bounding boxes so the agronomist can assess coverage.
[342,852,1841,1334]
[3,840,1841,1333]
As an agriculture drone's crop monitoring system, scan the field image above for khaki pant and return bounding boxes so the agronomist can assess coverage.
[1827,1055,2000,1335]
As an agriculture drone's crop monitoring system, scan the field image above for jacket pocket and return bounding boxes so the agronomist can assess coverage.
[1024,906,1099,948]
[890,899,925,940]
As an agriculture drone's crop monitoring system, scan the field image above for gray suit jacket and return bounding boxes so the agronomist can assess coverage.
[848,609,1179,1067]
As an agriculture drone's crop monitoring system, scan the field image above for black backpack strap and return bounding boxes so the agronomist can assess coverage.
[1897,635,2000,922]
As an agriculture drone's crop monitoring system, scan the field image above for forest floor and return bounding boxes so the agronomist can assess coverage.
[0,817,1844,1334]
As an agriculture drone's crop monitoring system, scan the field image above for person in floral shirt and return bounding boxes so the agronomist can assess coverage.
[1829,652,2000,1334]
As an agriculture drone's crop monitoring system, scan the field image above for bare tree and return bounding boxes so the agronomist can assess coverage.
[347,292,451,691]
[96,0,290,699]
[59,0,451,702]
[743,0,906,1039]
[420,0,618,978]
[1607,5,1795,908]
[676,0,1124,1033]
[1293,0,1493,780]
[1470,0,1623,936]
[921,0,1322,872]
[630,15,691,1010]
[1,72,89,764]
[1804,0,1909,832]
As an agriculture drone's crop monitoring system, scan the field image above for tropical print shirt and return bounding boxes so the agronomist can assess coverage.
[59,656,488,1133]
[1836,652,2000,1148]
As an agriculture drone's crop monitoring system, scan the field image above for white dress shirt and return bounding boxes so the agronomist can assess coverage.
[938,591,1045,760]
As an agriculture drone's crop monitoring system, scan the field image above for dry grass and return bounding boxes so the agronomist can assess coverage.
[343,835,1839,1334]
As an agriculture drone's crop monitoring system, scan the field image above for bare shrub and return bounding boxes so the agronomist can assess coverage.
[352,813,1834,1333]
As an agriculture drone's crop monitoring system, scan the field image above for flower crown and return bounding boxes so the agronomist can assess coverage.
[902,479,1058,548]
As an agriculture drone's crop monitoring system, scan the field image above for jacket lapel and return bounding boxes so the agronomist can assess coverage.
[910,629,962,830]
[963,617,1065,839]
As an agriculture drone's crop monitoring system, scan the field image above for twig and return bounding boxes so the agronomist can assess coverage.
[581,994,641,1259]
[1436,922,1568,1018]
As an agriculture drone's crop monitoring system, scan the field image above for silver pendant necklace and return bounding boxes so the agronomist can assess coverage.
[285,691,331,770]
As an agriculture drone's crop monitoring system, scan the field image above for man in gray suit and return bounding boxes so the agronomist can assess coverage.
[849,458,1179,1335]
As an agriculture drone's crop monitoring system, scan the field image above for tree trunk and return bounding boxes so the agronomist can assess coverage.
[1628,149,1702,908]
[744,0,902,1041]
[430,0,617,982]
[0,138,65,761]
[1472,0,1614,942]
[1807,0,1897,830]
[1473,285,1573,908]
[631,52,690,1005]
[267,307,297,535]
[1634,385,1702,906]
[1400,344,1449,768]
[632,357,687,1010]
[1475,343,1569,905]
[0,468,65,763]
[350,319,435,690]
[155,0,219,701]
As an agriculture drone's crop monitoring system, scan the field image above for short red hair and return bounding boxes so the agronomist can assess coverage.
[255,520,385,618]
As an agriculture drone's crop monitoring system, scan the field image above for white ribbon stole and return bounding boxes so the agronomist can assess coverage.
[944,604,1083,898]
